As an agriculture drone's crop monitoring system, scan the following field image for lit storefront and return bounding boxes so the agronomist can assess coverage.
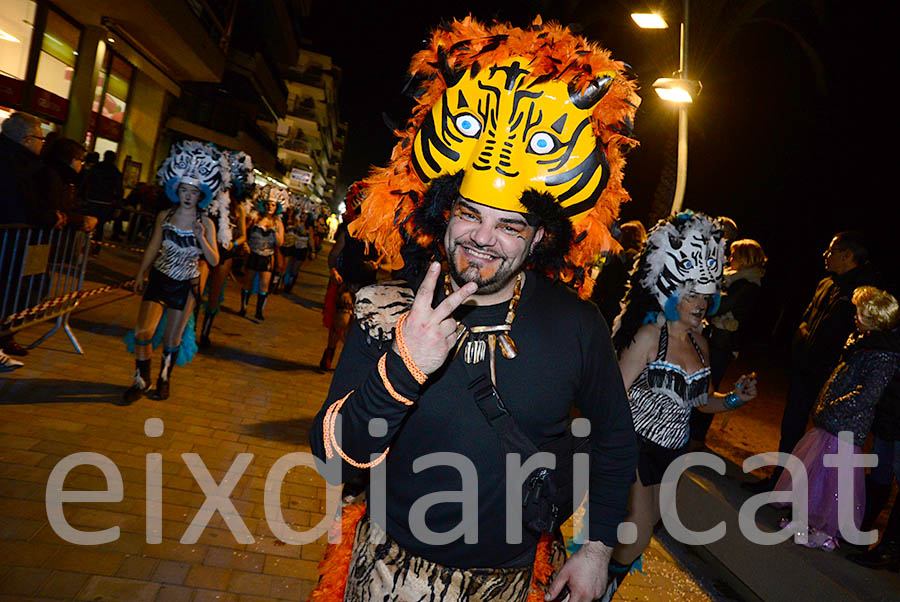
[0,1,81,132]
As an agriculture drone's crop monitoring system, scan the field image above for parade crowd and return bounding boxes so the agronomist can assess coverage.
[2,14,900,602]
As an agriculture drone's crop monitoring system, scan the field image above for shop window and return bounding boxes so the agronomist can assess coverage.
[33,8,80,101]
[93,136,119,158]
[0,0,36,108]
[87,51,133,146]
[0,0,36,81]
[102,56,132,123]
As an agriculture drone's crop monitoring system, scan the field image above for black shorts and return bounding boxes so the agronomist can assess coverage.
[143,268,197,310]
[296,247,309,262]
[636,435,688,486]
[281,246,298,258]
[218,244,237,262]
[245,252,273,272]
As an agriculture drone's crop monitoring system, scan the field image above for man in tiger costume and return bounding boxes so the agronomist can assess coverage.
[309,17,640,602]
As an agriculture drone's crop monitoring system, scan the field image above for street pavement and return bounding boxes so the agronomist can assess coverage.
[0,242,896,601]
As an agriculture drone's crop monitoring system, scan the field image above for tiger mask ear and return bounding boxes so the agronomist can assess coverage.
[567,73,615,110]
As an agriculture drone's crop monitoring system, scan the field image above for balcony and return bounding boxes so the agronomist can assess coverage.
[279,138,313,155]
[55,0,227,82]
[288,105,317,122]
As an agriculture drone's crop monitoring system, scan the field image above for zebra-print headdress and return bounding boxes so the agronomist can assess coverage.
[227,151,255,197]
[638,212,725,310]
[157,140,227,209]
[611,212,724,351]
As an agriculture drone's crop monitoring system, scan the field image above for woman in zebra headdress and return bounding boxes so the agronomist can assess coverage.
[199,150,252,347]
[121,141,222,405]
[604,212,758,594]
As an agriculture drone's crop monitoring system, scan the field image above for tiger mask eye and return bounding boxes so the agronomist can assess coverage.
[411,58,616,223]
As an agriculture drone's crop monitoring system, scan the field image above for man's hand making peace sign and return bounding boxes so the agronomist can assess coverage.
[393,262,478,376]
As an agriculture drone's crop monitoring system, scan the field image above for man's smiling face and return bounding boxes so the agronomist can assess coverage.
[444,197,543,295]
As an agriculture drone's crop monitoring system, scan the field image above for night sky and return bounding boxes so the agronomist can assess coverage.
[304,0,898,344]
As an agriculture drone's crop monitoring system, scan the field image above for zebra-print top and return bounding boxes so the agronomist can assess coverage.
[247,224,276,256]
[629,323,710,449]
[153,213,202,281]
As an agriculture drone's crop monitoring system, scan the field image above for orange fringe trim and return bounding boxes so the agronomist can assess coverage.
[307,503,558,601]
[308,503,366,602]
[350,15,639,298]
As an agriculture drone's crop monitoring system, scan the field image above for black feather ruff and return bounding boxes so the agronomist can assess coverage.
[518,189,574,276]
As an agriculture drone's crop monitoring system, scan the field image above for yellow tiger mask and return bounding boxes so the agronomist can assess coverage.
[412,58,616,222]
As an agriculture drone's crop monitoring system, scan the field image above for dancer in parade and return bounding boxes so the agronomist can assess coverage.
[308,17,640,602]
[281,202,310,294]
[238,186,285,320]
[606,213,758,595]
[199,151,252,347]
[121,141,222,404]
[317,181,377,371]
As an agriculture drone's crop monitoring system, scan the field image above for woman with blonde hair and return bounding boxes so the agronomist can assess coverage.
[689,238,767,446]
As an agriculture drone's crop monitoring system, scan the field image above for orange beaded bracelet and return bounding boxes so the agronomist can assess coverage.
[378,354,415,406]
[322,392,389,469]
[395,313,427,385]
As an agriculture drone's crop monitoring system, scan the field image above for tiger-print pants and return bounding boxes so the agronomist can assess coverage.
[344,517,564,601]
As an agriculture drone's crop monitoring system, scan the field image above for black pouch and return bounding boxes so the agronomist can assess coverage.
[466,366,591,534]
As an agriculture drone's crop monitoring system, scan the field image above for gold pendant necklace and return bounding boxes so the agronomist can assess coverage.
[445,272,523,380]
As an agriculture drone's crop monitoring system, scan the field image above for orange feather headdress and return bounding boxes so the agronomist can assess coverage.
[350,15,639,297]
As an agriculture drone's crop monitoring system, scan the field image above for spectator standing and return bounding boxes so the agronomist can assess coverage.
[773,286,900,551]
[690,238,767,446]
[82,151,99,174]
[34,138,97,232]
[0,111,45,362]
[81,150,123,243]
[855,319,900,536]
[591,220,646,328]
[745,231,880,492]
[0,111,44,226]
[718,216,738,253]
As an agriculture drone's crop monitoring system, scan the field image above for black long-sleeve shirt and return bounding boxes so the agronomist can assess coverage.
[309,272,637,569]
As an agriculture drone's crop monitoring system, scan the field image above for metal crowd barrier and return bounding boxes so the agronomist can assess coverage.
[1,224,92,354]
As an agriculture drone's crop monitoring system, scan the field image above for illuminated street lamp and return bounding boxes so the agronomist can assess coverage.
[651,77,701,103]
[633,3,700,214]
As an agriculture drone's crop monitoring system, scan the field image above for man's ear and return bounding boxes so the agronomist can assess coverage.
[530,227,545,253]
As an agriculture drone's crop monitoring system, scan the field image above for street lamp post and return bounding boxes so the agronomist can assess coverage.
[632,1,699,215]
[673,6,689,214]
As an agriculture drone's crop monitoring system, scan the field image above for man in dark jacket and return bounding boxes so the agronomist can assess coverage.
[0,112,46,359]
[0,111,45,226]
[81,150,123,242]
[746,231,879,491]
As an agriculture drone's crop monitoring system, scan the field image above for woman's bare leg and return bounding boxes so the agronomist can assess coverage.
[613,475,661,566]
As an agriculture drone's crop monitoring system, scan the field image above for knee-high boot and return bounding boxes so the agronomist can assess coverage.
[200,310,217,348]
[255,292,268,320]
[319,346,335,371]
[155,346,179,400]
[120,357,151,405]
[239,289,251,317]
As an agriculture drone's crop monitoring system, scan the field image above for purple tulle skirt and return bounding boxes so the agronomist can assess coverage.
[773,427,865,538]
